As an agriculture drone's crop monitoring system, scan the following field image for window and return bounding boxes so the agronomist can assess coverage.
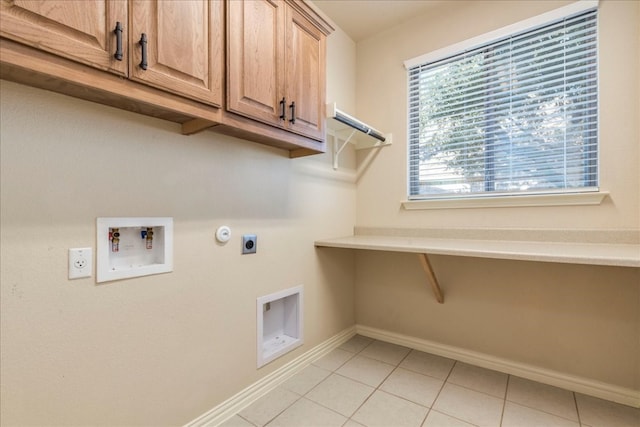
[407,5,598,200]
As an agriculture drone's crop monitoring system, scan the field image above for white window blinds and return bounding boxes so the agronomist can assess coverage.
[407,8,598,199]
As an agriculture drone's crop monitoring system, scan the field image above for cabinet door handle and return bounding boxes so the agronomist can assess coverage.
[139,33,148,70]
[113,22,123,61]
[279,97,286,120]
[289,101,296,124]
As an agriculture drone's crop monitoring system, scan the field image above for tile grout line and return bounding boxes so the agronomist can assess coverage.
[302,356,372,424]
[312,336,378,426]
[504,400,584,426]
[237,413,259,427]
[424,358,468,426]
[346,343,404,425]
[502,379,584,424]
[262,392,303,427]
[275,370,355,426]
[297,395,356,425]
[302,345,365,426]
[573,391,584,426]
[243,339,369,427]
[391,348,432,427]
[426,359,485,426]
[444,367,511,401]
[380,347,436,427]
[499,374,511,426]
[343,340,425,426]
[505,397,584,424]
[263,350,363,427]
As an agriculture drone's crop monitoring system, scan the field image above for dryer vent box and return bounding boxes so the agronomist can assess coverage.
[257,285,303,368]
[96,217,173,283]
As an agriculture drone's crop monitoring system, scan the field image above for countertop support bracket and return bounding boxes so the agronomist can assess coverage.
[418,253,444,304]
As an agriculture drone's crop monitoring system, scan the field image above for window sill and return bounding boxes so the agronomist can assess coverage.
[402,191,609,210]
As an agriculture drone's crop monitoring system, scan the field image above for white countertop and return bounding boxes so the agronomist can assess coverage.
[315,234,640,267]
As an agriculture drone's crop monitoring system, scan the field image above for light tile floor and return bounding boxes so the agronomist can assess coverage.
[221,335,640,427]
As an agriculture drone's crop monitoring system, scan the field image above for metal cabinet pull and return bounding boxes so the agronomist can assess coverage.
[279,97,286,120]
[289,101,296,124]
[113,22,123,61]
[139,33,148,70]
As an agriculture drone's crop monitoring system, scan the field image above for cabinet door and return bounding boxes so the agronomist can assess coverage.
[0,0,127,76]
[285,5,326,141]
[130,0,222,107]
[227,0,285,127]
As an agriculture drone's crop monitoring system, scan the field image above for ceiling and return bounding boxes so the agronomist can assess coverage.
[312,0,446,42]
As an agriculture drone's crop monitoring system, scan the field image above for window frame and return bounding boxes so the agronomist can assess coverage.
[404,0,600,204]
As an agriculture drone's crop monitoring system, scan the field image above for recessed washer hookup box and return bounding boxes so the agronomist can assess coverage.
[96,217,173,283]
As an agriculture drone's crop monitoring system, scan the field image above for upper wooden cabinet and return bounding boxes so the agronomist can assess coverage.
[284,4,326,141]
[130,0,222,107]
[0,0,128,76]
[227,0,330,141]
[0,0,222,107]
[0,0,332,156]
[227,0,284,127]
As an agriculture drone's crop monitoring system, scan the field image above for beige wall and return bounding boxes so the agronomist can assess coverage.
[1,1,638,424]
[353,0,639,391]
[0,25,357,426]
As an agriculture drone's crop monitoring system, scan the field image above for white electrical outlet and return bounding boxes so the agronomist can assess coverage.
[69,248,92,279]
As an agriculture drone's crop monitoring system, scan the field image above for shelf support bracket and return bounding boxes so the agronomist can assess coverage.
[333,129,357,170]
[417,253,444,304]
[181,118,217,135]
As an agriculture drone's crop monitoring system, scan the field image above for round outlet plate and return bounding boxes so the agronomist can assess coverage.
[216,225,231,243]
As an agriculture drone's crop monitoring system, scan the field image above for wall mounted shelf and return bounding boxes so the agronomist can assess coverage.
[326,103,392,169]
[315,231,640,304]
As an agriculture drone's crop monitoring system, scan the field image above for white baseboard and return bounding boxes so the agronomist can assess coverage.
[356,325,640,408]
[185,326,357,427]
